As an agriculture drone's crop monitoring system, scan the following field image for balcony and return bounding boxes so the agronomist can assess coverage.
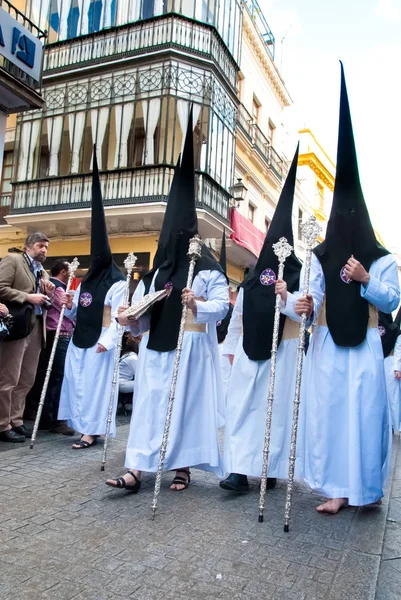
[6,165,230,239]
[0,0,45,112]
[243,0,275,60]
[237,103,283,180]
[43,14,237,89]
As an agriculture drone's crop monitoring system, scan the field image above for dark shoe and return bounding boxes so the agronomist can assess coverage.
[0,430,26,443]
[12,425,31,438]
[49,421,75,436]
[105,471,141,493]
[170,469,191,491]
[219,473,249,493]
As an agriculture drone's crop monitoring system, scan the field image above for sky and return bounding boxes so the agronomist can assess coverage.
[263,0,401,252]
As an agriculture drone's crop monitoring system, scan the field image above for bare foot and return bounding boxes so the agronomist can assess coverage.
[316,498,348,514]
[170,469,190,491]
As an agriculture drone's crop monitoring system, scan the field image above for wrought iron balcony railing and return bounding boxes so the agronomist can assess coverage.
[243,0,275,60]
[10,165,230,222]
[237,103,283,179]
[44,15,237,89]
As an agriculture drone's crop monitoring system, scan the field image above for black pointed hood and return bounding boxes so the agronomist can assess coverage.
[242,145,302,360]
[73,149,125,349]
[216,229,232,344]
[378,310,401,358]
[147,105,225,353]
[142,157,181,294]
[314,63,389,348]
[219,229,227,272]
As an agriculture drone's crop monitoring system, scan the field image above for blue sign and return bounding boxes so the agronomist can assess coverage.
[0,6,43,82]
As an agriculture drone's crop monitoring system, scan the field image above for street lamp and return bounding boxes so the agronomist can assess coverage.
[231,178,248,207]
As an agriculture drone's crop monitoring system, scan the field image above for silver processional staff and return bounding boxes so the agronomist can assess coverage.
[30,257,80,449]
[151,234,203,519]
[101,251,137,471]
[283,215,321,532]
[258,237,293,522]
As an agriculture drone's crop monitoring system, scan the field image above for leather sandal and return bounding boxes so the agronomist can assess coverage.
[105,471,141,493]
[170,469,191,491]
[72,435,98,449]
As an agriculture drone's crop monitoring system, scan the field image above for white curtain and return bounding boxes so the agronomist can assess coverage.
[80,0,91,35]
[48,116,64,177]
[18,121,41,181]
[117,0,129,24]
[177,100,201,153]
[101,0,113,28]
[114,104,134,168]
[195,0,203,21]
[31,0,51,32]
[128,0,141,21]
[142,98,161,165]
[91,107,109,168]
[154,0,164,16]
[59,0,71,40]
[68,112,86,174]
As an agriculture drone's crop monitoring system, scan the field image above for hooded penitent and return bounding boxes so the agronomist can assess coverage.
[216,230,233,344]
[147,105,225,353]
[379,308,401,358]
[314,63,389,347]
[73,150,125,349]
[242,144,301,361]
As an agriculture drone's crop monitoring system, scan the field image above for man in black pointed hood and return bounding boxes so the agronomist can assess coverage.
[283,63,400,514]
[58,151,127,449]
[106,108,229,495]
[220,146,304,494]
[379,307,401,431]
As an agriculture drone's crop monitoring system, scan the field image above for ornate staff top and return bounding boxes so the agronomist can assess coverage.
[124,252,138,272]
[272,237,293,263]
[69,257,80,275]
[301,215,322,249]
[187,235,203,260]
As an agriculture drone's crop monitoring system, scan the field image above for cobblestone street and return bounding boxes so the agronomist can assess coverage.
[1,424,400,600]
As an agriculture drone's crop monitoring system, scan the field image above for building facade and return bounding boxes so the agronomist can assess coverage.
[0,0,337,289]
[0,0,45,222]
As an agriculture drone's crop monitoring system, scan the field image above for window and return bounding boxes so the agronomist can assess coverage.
[298,208,303,241]
[265,218,270,233]
[248,203,256,223]
[252,96,261,124]
[0,152,13,201]
[317,181,324,210]
[268,120,275,146]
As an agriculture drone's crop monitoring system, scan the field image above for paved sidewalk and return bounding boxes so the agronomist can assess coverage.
[0,425,398,600]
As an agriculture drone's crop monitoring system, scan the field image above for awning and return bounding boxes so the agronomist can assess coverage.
[229,207,265,258]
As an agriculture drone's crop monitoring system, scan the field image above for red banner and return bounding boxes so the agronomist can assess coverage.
[230,207,265,257]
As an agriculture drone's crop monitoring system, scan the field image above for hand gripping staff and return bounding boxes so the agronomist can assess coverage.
[101,252,137,471]
[30,257,80,449]
[151,234,203,519]
[283,215,321,532]
[258,237,293,523]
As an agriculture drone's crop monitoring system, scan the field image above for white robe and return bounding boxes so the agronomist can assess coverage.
[385,336,401,432]
[223,287,302,478]
[125,270,229,475]
[58,280,126,436]
[284,253,400,505]
[218,340,232,403]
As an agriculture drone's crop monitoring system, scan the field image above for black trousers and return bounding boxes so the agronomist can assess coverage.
[25,332,70,425]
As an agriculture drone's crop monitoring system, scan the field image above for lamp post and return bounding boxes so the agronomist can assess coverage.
[230,177,248,207]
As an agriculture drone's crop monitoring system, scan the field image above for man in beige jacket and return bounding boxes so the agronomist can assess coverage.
[0,232,54,442]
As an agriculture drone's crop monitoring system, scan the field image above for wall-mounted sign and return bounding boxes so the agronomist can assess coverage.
[0,6,43,83]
